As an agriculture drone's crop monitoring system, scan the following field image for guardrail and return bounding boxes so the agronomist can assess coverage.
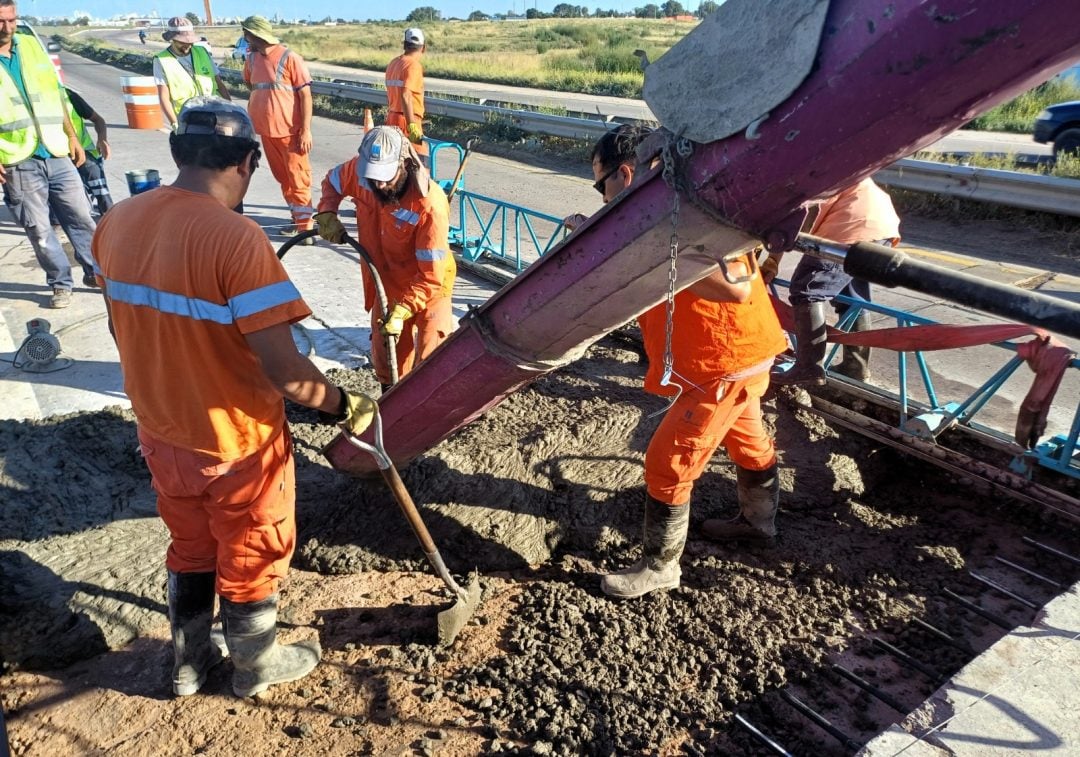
[221,70,1080,218]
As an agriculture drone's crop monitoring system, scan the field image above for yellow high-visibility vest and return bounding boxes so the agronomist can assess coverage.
[156,45,217,116]
[0,33,69,165]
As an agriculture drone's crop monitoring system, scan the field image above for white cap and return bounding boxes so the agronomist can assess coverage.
[404,27,424,46]
[359,126,406,183]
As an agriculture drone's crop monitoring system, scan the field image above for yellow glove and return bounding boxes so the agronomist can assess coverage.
[314,211,346,244]
[760,254,781,284]
[407,122,424,144]
[380,303,413,337]
[339,389,377,437]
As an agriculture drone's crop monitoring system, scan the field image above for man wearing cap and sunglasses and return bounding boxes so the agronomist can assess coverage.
[385,27,429,165]
[314,125,455,390]
[92,97,377,699]
[241,15,316,243]
[154,16,232,131]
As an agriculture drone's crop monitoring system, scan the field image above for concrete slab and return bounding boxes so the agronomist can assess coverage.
[860,582,1080,756]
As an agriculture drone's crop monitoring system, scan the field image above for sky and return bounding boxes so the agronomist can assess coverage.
[19,0,653,22]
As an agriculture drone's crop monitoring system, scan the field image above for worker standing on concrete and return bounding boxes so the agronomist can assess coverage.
[314,125,455,390]
[763,179,901,385]
[63,87,113,216]
[580,126,788,599]
[0,0,97,309]
[385,27,429,166]
[154,16,232,130]
[92,97,377,699]
[242,15,316,242]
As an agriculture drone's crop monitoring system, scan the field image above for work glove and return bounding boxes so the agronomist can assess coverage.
[380,303,413,337]
[320,388,377,437]
[407,122,424,144]
[760,254,781,284]
[314,211,346,244]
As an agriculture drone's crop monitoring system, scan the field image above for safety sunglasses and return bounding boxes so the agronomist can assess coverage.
[593,164,621,195]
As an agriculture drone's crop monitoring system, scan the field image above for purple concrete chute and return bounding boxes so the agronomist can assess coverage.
[325,0,1080,475]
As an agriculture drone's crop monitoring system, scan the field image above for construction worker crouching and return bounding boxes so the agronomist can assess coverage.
[92,97,377,698]
[315,125,456,391]
[583,126,789,600]
[242,15,316,242]
[154,16,232,131]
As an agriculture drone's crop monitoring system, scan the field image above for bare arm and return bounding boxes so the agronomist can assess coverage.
[62,110,85,167]
[89,111,110,160]
[402,95,415,126]
[244,322,343,414]
[687,260,753,303]
[215,75,232,101]
[157,84,177,128]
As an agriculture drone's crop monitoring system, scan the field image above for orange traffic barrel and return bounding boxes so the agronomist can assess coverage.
[121,75,162,130]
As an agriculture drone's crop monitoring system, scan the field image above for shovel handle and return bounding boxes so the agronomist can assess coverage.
[379,462,437,554]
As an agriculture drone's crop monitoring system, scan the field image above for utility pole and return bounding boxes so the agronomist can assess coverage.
[202,0,213,25]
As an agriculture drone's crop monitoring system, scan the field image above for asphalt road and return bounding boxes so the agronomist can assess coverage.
[1,50,1075,455]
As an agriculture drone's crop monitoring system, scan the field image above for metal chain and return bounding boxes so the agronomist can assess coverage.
[659,136,693,384]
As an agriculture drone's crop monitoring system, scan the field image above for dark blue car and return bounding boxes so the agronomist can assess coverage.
[1033,100,1080,159]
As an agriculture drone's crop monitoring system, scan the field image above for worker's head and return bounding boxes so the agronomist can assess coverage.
[170,97,261,203]
[241,15,279,53]
[404,27,425,54]
[163,16,196,54]
[590,124,653,204]
[0,0,19,45]
[359,126,418,204]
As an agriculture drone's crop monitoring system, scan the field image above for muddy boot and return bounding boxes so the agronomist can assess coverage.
[601,497,689,599]
[168,570,226,696]
[833,309,873,382]
[771,302,827,386]
[701,464,779,544]
[220,594,321,698]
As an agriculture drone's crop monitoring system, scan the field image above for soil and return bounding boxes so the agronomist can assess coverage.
[3,331,1079,756]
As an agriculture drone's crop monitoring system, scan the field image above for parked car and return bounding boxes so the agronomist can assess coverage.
[17,21,63,83]
[1034,101,1080,159]
[231,36,249,61]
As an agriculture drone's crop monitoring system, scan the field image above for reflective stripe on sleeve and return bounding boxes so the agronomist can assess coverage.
[327,164,344,194]
[416,248,449,262]
[230,280,305,319]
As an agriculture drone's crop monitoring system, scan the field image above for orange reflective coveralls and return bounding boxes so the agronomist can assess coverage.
[318,157,455,382]
[637,273,788,506]
[92,187,312,603]
[385,53,428,158]
[244,45,315,230]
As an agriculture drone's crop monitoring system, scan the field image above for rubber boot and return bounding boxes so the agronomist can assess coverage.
[220,594,321,698]
[168,570,226,696]
[701,464,779,544]
[833,309,873,382]
[600,496,690,599]
[772,302,827,386]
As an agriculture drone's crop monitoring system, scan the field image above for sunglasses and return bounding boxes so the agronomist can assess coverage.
[593,163,622,195]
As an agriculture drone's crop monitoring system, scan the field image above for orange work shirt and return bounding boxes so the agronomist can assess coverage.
[638,273,787,395]
[244,45,312,138]
[92,187,312,460]
[385,54,424,121]
[811,178,901,244]
[318,157,454,314]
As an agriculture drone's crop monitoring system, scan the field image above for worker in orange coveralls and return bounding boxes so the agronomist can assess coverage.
[385,27,428,165]
[580,126,788,600]
[314,125,455,391]
[763,178,901,385]
[92,97,377,699]
[241,15,316,242]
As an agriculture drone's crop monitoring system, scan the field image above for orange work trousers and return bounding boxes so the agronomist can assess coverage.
[138,424,296,603]
[645,370,776,506]
[262,133,314,230]
[370,296,454,384]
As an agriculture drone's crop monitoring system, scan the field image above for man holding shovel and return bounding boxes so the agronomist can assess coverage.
[314,125,456,391]
[92,97,377,698]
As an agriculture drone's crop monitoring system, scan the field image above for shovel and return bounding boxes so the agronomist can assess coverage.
[341,405,482,646]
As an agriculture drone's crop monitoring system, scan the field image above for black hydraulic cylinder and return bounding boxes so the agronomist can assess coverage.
[842,241,1080,340]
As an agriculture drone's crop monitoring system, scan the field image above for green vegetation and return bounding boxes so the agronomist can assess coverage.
[966,78,1080,133]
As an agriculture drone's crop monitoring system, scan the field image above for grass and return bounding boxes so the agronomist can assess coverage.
[965,78,1080,133]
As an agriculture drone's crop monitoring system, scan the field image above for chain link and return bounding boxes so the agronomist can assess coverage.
[659,137,693,383]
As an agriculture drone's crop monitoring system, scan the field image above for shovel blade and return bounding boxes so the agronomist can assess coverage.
[437,574,482,646]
